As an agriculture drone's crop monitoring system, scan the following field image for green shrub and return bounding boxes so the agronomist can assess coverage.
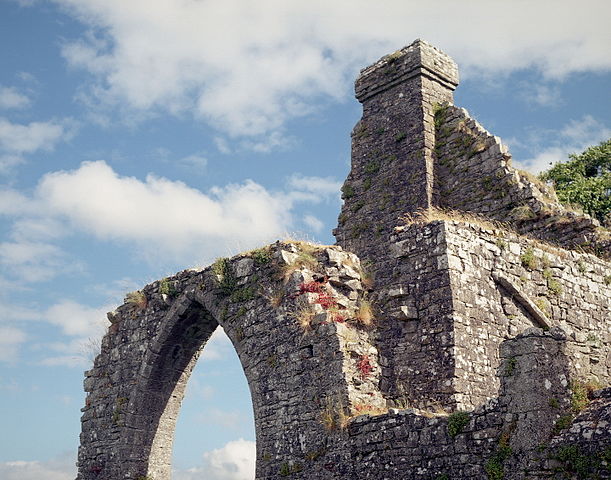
[365,161,380,175]
[520,247,538,270]
[251,247,272,265]
[212,258,237,296]
[504,357,517,376]
[447,411,470,438]
[553,445,601,478]
[159,278,176,297]
[341,184,355,199]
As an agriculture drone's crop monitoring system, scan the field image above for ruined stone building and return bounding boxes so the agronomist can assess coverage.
[77,40,610,479]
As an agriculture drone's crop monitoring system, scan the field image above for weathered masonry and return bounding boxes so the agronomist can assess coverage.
[77,40,610,480]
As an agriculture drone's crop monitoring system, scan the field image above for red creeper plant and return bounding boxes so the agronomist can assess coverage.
[357,354,373,378]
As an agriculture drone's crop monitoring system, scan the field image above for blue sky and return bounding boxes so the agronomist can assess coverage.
[0,1,609,479]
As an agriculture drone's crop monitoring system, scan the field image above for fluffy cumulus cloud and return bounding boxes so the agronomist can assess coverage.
[0,118,72,154]
[36,160,291,258]
[44,300,108,338]
[51,0,610,140]
[0,161,340,277]
[174,439,256,480]
[515,115,611,173]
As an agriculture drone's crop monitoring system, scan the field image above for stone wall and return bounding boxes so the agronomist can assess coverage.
[376,218,611,412]
[442,220,610,409]
[78,240,611,480]
[257,328,610,480]
[434,104,610,256]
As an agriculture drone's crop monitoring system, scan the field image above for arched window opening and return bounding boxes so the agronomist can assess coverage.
[172,326,256,479]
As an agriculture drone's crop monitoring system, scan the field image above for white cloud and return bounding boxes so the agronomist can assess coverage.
[0,453,76,480]
[197,408,242,430]
[214,137,232,155]
[239,131,295,153]
[0,326,27,363]
[0,117,72,154]
[1,162,342,280]
[0,188,39,215]
[515,115,611,174]
[35,160,291,261]
[287,174,342,202]
[0,154,25,173]
[0,296,110,366]
[38,301,110,367]
[0,86,31,109]
[0,117,76,174]
[0,241,67,282]
[179,153,208,170]
[52,0,611,141]
[45,300,108,337]
[303,214,324,233]
[520,83,562,107]
[173,439,256,480]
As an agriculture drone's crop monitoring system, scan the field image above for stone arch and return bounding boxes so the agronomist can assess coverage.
[132,298,218,479]
[77,242,383,480]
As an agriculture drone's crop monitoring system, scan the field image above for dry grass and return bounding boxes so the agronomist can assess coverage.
[399,207,579,260]
[352,403,388,417]
[125,290,147,310]
[516,169,558,201]
[399,207,508,232]
[360,267,375,289]
[355,300,374,326]
[278,242,322,283]
[321,396,350,431]
[294,306,315,332]
[419,403,450,418]
[268,288,284,308]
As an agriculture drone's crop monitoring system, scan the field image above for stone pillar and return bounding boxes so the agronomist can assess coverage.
[334,39,458,263]
[498,328,571,457]
[333,40,459,410]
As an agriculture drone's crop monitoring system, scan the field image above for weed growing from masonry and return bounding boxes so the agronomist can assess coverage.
[553,379,603,434]
[504,357,517,376]
[212,257,238,296]
[520,247,538,270]
[447,411,470,438]
[356,354,373,378]
[355,299,374,326]
[125,291,147,310]
[294,305,315,332]
[552,444,611,479]
[278,243,320,283]
[279,462,302,476]
[543,268,563,295]
[159,278,176,297]
[321,396,350,431]
[249,246,272,265]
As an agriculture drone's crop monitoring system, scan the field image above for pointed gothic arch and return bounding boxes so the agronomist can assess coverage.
[77,243,380,479]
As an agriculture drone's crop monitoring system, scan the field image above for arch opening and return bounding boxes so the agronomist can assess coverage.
[171,326,256,478]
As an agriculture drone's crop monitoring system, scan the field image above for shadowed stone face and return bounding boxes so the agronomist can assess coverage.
[77,40,611,480]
